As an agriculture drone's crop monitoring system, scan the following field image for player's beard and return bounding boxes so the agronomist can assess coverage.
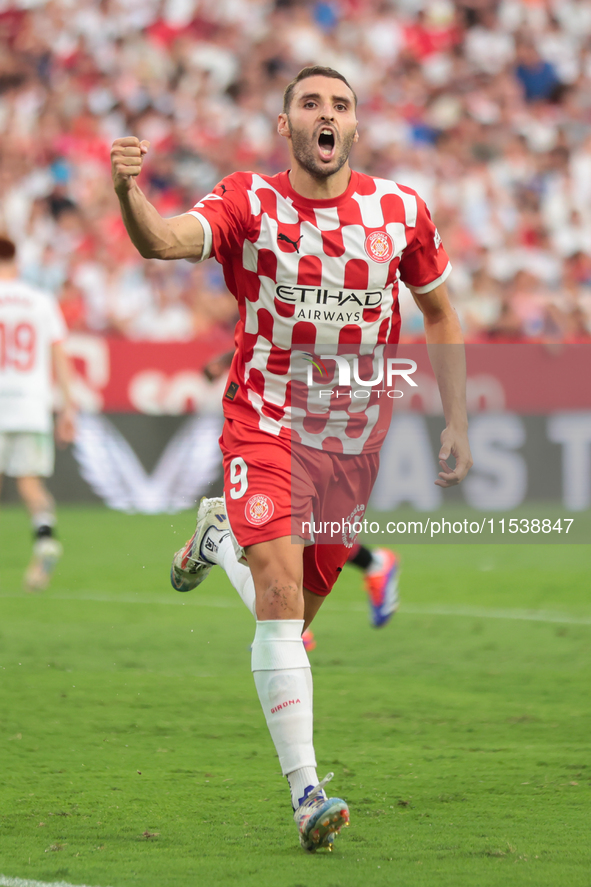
[288,121,356,180]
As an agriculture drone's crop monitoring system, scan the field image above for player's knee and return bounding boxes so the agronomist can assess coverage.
[256,578,303,618]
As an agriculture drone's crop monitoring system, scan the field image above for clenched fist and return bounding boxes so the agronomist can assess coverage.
[111,137,150,195]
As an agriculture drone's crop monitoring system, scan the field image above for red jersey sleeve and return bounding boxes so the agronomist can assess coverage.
[397,192,451,293]
[186,173,252,263]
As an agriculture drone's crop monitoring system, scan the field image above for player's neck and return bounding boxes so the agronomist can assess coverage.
[288,163,352,201]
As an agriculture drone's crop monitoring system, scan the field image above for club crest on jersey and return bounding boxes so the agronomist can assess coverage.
[245,494,275,526]
[364,231,394,264]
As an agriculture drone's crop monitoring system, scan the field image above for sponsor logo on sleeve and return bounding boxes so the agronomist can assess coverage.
[342,503,366,547]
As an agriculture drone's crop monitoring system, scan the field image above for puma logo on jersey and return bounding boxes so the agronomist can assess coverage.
[278,233,303,253]
[219,184,233,195]
[225,381,239,401]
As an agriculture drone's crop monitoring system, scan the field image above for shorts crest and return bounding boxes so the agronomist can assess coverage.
[245,493,275,526]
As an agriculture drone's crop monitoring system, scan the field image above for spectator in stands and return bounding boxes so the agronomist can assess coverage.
[58,276,88,332]
[514,40,561,103]
[0,0,590,345]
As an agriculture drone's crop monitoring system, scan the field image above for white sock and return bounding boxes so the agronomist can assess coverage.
[366,549,386,575]
[205,531,256,617]
[200,525,229,564]
[287,766,321,810]
[251,619,318,808]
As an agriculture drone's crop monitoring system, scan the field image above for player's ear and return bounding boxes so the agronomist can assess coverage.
[277,113,290,140]
[353,127,359,143]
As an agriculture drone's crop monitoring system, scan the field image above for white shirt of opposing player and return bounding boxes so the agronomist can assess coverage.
[0,279,67,432]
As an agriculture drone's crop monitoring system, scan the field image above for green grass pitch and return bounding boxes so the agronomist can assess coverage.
[0,505,590,887]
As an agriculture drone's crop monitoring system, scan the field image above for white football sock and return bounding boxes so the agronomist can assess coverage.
[205,532,256,617]
[200,525,229,564]
[366,548,387,575]
[251,619,318,808]
[287,766,320,810]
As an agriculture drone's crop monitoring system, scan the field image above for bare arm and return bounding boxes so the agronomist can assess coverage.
[203,349,235,382]
[410,281,473,487]
[111,137,205,261]
[51,341,76,445]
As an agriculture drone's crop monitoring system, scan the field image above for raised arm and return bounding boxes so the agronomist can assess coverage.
[111,137,205,261]
[410,281,473,487]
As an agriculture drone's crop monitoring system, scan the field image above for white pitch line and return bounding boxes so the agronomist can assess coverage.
[0,590,237,608]
[1,591,590,625]
[400,604,591,626]
[0,876,112,887]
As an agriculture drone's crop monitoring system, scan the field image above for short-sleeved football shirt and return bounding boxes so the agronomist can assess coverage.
[0,279,67,433]
[189,169,450,453]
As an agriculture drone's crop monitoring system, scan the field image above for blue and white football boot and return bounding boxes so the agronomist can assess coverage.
[293,772,350,852]
[170,497,229,592]
[364,549,400,628]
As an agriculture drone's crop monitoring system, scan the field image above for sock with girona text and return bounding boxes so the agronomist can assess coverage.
[251,619,319,809]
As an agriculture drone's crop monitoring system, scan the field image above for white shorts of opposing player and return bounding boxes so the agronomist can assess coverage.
[0,431,54,477]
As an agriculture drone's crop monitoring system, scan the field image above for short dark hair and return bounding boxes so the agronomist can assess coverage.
[0,236,16,261]
[283,66,357,114]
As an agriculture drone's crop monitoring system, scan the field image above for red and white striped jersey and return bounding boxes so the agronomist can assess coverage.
[189,169,450,453]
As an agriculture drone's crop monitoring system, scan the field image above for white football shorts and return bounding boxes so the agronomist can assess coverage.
[0,432,55,477]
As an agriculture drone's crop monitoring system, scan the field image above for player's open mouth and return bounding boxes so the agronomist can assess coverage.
[318,129,336,160]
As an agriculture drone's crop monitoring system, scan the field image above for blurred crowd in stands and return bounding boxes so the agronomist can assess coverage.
[1,0,591,343]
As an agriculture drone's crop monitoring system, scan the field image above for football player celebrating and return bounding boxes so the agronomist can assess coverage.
[111,66,472,852]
